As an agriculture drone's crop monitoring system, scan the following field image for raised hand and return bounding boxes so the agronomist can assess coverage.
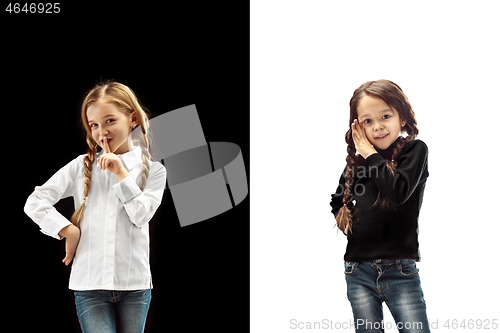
[97,137,130,181]
[351,119,377,159]
[97,138,123,173]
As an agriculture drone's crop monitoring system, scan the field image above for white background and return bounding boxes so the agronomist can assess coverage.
[251,1,499,332]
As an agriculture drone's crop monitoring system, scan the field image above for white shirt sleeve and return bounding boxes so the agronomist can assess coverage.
[112,161,167,228]
[24,155,83,240]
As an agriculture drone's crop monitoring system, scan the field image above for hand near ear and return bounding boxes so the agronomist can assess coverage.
[352,119,377,159]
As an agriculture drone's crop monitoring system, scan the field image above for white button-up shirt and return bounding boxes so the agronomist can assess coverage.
[24,146,167,291]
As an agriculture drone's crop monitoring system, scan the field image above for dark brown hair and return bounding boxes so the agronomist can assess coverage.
[336,80,419,234]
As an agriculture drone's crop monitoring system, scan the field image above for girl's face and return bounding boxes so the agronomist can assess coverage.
[86,101,138,155]
[356,95,406,150]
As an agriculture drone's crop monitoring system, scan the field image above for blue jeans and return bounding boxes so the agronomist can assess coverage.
[345,259,430,333]
[74,289,151,333]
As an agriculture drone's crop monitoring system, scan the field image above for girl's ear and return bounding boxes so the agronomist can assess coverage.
[130,111,138,129]
[401,119,407,128]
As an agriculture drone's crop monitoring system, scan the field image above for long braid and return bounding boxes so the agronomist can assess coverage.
[70,135,97,227]
[335,130,358,235]
[136,125,151,191]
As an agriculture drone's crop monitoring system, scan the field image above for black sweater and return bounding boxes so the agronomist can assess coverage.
[330,138,429,262]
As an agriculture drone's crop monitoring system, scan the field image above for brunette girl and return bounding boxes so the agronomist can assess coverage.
[24,81,167,333]
[330,80,431,332]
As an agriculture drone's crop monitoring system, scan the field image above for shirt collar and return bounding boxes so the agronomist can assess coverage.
[119,146,143,171]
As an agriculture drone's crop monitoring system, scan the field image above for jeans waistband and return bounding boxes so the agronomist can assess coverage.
[360,259,415,266]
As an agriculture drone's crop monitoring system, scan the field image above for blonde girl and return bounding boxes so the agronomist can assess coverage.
[24,81,167,333]
[330,80,431,332]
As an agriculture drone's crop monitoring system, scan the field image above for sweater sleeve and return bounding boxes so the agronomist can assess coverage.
[24,155,83,240]
[330,165,348,218]
[364,140,428,206]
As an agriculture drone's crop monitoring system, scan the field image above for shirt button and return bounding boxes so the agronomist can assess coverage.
[108,237,113,242]
[109,212,114,216]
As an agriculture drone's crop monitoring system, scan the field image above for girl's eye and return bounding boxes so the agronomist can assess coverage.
[363,119,371,124]
[382,115,391,120]
[90,119,114,129]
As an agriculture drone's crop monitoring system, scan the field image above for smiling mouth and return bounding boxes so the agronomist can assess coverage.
[375,134,389,140]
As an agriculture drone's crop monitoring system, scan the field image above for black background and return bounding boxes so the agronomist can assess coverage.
[2,2,249,332]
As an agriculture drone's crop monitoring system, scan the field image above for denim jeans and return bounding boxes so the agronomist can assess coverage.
[345,259,430,333]
[74,289,151,333]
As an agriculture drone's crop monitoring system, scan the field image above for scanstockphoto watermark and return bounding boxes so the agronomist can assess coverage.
[334,165,380,197]
[290,319,423,331]
[289,318,499,330]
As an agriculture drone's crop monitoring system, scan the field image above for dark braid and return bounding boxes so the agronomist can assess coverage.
[335,126,358,234]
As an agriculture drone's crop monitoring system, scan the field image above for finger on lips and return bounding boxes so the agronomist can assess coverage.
[97,137,109,170]
[103,137,111,153]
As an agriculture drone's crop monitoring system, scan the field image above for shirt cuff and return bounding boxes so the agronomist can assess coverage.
[40,211,72,240]
[113,176,142,203]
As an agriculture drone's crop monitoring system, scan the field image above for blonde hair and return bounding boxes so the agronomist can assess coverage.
[71,81,151,227]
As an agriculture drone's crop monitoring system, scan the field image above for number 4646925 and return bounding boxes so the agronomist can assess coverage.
[6,3,60,14]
